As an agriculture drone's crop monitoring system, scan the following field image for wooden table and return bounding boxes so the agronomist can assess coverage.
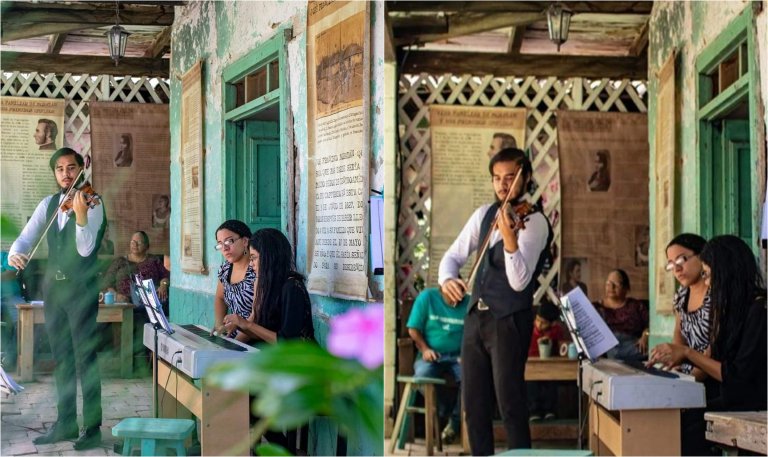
[16,303,134,382]
[461,356,579,452]
[705,411,767,455]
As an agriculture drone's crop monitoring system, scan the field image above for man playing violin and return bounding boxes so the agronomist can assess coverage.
[439,148,551,455]
[8,148,106,450]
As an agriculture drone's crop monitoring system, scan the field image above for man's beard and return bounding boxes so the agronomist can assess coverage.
[494,190,521,205]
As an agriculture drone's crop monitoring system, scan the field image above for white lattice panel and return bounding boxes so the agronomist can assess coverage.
[1,72,169,180]
[397,73,648,304]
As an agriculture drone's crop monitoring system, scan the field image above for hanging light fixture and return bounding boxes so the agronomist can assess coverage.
[106,1,131,65]
[546,2,574,52]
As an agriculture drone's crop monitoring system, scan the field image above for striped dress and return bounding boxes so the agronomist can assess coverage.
[673,286,711,374]
[217,261,256,337]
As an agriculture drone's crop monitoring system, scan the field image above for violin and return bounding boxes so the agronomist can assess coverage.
[505,201,535,230]
[59,181,101,214]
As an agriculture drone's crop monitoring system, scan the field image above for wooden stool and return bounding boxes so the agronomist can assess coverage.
[389,375,445,456]
[495,450,593,456]
[112,418,195,456]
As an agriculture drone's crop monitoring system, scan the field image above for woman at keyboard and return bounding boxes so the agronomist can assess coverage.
[219,228,315,454]
[213,220,255,342]
[665,233,711,381]
[220,228,314,343]
[649,235,767,455]
[593,269,649,361]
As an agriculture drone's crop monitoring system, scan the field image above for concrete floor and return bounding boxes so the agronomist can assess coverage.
[1,374,152,456]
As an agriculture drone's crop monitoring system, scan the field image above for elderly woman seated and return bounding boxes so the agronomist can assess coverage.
[593,269,649,361]
[101,231,169,375]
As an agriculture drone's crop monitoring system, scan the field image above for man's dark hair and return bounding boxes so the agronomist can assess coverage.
[38,119,58,143]
[488,148,532,178]
[49,147,83,171]
[215,219,252,239]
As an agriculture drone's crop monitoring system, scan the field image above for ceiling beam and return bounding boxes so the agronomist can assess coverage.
[394,12,542,46]
[628,19,649,57]
[143,26,172,58]
[2,4,175,26]
[46,33,67,55]
[400,50,647,80]
[388,2,653,14]
[1,23,102,43]
[507,26,526,55]
[0,52,169,78]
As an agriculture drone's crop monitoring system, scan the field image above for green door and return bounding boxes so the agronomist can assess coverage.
[712,119,751,245]
[234,120,281,232]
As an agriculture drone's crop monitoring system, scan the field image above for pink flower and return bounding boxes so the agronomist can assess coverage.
[327,304,384,369]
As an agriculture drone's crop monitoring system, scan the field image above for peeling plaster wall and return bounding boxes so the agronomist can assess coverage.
[647,1,766,346]
[169,2,384,455]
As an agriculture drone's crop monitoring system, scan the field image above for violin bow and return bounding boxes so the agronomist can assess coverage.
[17,168,86,275]
[466,168,524,291]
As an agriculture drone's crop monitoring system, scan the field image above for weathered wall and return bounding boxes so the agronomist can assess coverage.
[647,0,766,345]
[169,2,384,455]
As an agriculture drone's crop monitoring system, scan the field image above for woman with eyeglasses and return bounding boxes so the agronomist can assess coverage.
[665,233,711,380]
[593,269,649,361]
[220,228,314,344]
[212,220,255,342]
[649,235,766,455]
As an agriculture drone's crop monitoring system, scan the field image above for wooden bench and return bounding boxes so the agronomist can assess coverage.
[705,411,767,455]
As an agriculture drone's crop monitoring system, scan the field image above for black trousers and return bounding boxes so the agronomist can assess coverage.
[42,276,102,429]
[462,307,533,455]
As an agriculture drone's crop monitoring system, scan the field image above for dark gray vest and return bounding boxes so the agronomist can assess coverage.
[45,192,106,283]
[470,202,551,318]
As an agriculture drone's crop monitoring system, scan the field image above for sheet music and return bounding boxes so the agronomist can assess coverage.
[133,274,173,334]
[0,365,24,395]
[561,287,618,361]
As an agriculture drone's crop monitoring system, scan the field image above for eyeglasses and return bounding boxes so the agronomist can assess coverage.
[214,236,241,251]
[605,280,623,289]
[665,254,693,272]
[129,240,144,245]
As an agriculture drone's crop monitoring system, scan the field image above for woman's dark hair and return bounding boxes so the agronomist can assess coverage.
[215,219,252,239]
[120,133,132,149]
[611,268,631,290]
[699,235,765,361]
[49,147,84,171]
[595,150,609,167]
[134,230,150,246]
[249,228,303,325]
[666,233,707,255]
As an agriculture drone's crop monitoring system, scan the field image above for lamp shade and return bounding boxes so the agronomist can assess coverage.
[106,25,131,65]
[547,3,573,52]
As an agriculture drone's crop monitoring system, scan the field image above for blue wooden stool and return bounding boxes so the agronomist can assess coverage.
[389,376,446,456]
[112,418,195,456]
[495,449,593,456]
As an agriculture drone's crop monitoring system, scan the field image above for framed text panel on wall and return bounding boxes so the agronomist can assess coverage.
[305,0,370,301]
[90,102,171,257]
[180,61,206,274]
[0,97,65,253]
[654,52,676,314]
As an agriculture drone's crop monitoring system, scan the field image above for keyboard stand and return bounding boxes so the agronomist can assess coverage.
[154,358,250,456]
[588,401,681,455]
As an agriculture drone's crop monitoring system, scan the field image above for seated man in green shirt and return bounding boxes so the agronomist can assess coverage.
[407,287,469,443]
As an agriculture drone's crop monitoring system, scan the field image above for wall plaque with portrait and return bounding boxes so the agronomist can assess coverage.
[90,102,171,256]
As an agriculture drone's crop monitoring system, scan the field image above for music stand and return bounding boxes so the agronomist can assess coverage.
[133,274,173,418]
[557,288,618,450]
